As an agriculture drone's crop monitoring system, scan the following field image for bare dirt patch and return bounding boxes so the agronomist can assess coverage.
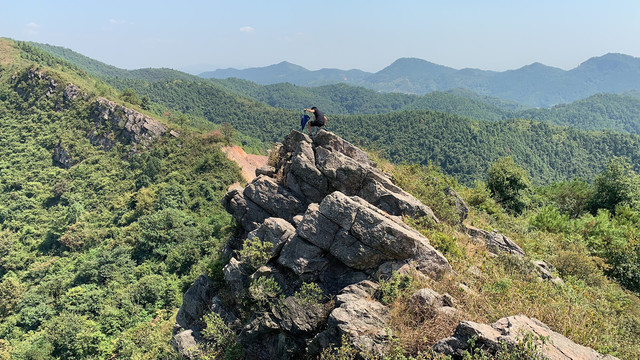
[222,145,268,184]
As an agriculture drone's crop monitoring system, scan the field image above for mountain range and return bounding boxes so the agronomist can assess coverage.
[200,54,640,107]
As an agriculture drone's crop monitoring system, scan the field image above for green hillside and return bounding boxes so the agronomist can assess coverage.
[97,77,640,185]
[0,39,242,359]
[3,38,640,360]
[519,93,640,134]
[30,42,198,82]
[31,42,640,187]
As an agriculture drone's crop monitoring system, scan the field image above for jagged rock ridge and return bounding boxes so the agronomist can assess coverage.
[174,129,616,360]
[89,97,168,150]
[174,130,451,359]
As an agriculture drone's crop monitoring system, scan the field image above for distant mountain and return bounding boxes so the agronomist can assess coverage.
[200,54,640,107]
[200,61,371,86]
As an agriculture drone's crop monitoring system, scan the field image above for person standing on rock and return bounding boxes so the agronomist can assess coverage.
[303,106,327,136]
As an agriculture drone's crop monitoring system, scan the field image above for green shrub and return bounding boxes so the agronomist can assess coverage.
[487,157,531,215]
[461,333,548,360]
[248,276,282,311]
[529,205,569,233]
[378,273,413,305]
[295,282,324,306]
[536,179,593,218]
[201,312,243,359]
[608,244,640,293]
[237,237,273,270]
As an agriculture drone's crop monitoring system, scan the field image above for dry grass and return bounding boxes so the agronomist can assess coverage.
[0,38,19,66]
[384,219,640,359]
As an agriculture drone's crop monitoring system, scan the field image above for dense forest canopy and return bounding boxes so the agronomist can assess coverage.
[0,40,242,358]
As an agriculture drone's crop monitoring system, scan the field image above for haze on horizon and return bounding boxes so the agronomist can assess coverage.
[2,0,639,74]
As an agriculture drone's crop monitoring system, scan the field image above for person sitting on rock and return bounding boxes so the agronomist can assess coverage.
[303,106,327,136]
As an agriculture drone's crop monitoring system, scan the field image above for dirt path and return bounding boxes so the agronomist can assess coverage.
[222,145,268,184]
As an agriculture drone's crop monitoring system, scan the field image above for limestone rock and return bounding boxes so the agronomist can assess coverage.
[172,329,201,360]
[310,280,391,357]
[246,217,296,258]
[433,315,619,360]
[90,97,166,150]
[465,226,525,257]
[243,176,306,223]
[175,275,215,329]
[53,142,76,169]
[183,130,457,359]
[63,83,81,102]
[277,236,328,281]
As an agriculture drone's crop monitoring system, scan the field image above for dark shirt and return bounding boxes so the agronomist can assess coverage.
[313,108,325,125]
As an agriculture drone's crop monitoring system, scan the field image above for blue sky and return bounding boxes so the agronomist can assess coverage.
[2,0,639,73]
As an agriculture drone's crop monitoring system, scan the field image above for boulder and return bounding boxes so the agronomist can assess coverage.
[465,226,525,257]
[312,130,376,167]
[172,329,201,360]
[296,203,340,251]
[359,174,439,222]
[309,280,391,357]
[175,275,215,329]
[221,188,271,232]
[433,315,619,360]
[246,217,296,258]
[244,176,306,223]
[256,165,276,177]
[277,236,329,281]
[223,257,252,300]
[315,146,368,195]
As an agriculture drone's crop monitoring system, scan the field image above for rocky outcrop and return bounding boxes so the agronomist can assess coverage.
[465,225,525,257]
[433,315,619,360]
[89,97,167,150]
[177,130,450,358]
[52,142,76,169]
[309,280,391,357]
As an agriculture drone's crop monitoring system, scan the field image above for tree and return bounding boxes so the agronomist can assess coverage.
[140,96,151,110]
[590,157,640,213]
[487,157,531,214]
[120,88,140,106]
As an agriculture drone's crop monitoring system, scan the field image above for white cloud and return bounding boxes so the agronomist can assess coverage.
[240,26,255,33]
[109,18,132,25]
[26,22,39,35]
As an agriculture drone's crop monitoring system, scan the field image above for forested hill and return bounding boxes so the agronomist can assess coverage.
[210,78,640,138]
[28,40,640,185]
[97,77,640,185]
[0,39,243,358]
[30,42,198,82]
[518,93,640,134]
[30,42,640,138]
[199,53,640,107]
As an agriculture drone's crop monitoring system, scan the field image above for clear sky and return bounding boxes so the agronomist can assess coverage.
[2,0,639,73]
